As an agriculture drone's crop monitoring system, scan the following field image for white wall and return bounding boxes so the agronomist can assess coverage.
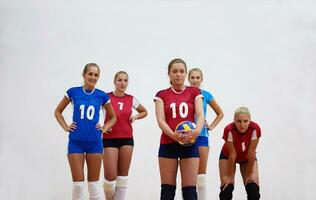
[1,0,316,199]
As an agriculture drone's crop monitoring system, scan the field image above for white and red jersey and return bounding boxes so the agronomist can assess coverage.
[221,121,261,163]
[154,86,203,144]
[103,92,140,139]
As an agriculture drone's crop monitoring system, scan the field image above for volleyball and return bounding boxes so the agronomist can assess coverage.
[175,121,196,146]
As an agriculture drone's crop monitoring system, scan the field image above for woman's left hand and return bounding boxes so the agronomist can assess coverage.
[178,129,198,143]
[130,115,138,124]
[95,123,102,130]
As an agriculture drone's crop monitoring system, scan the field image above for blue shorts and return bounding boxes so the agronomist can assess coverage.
[103,138,134,148]
[219,152,257,164]
[158,142,199,159]
[196,136,209,147]
[68,140,103,154]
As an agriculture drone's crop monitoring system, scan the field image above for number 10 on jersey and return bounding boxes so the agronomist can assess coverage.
[170,102,188,119]
[79,105,95,120]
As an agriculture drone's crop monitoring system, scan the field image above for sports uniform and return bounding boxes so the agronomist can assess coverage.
[220,121,261,163]
[102,92,140,148]
[154,86,203,159]
[66,86,110,154]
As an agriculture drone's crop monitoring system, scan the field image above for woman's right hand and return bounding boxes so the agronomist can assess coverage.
[171,131,185,142]
[102,126,112,134]
[65,122,77,132]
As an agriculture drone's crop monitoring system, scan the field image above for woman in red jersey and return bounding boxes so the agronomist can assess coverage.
[102,71,148,200]
[219,107,261,200]
[154,58,204,200]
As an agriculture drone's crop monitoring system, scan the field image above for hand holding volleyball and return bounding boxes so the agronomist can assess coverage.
[175,121,197,146]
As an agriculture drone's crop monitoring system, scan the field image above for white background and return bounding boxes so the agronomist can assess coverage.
[1,0,316,199]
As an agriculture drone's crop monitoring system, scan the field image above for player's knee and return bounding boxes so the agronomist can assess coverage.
[103,179,116,192]
[182,186,197,200]
[219,184,234,200]
[161,184,176,200]
[73,181,85,200]
[197,174,206,188]
[245,182,260,200]
[116,176,128,188]
[88,181,102,200]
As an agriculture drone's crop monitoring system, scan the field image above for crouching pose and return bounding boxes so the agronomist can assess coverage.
[219,107,261,200]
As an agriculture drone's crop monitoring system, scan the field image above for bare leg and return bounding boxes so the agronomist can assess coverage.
[68,154,85,200]
[240,161,260,200]
[103,148,119,200]
[198,146,209,174]
[240,161,259,185]
[114,145,134,200]
[219,159,236,200]
[86,153,103,200]
[159,158,178,199]
[86,153,103,181]
[180,157,199,200]
[68,154,85,181]
[197,146,209,200]
[103,148,119,181]
[117,146,133,176]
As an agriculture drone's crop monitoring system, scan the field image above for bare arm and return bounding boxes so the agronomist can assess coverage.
[154,100,181,142]
[130,104,148,123]
[226,141,237,177]
[193,96,204,138]
[102,102,117,133]
[245,138,259,182]
[221,141,237,189]
[54,96,75,132]
[207,99,224,131]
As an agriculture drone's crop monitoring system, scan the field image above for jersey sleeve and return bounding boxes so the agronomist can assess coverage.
[102,92,111,105]
[204,90,214,104]
[132,97,140,109]
[254,124,261,138]
[222,125,231,141]
[193,87,203,100]
[154,90,163,102]
[65,88,73,101]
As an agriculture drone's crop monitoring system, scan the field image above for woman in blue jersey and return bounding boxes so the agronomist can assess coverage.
[55,63,117,200]
[188,68,224,200]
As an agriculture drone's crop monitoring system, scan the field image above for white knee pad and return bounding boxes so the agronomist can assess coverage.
[114,176,128,200]
[103,179,116,200]
[116,176,128,188]
[88,181,103,200]
[103,179,117,191]
[72,181,85,200]
[197,174,206,188]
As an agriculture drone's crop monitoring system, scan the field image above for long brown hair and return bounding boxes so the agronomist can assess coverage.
[168,58,187,74]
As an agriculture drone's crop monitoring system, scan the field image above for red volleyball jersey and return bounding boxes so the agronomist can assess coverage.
[154,86,203,144]
[221,121,261,163]
[103,92,139,139]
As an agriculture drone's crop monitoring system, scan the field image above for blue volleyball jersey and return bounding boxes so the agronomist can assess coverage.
[199,89,214,137]
[66,86,110,142]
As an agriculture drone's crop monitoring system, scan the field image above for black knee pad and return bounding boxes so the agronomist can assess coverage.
[245,182,260,200]
[219,184,234,200]
[182,186,197,200]
[161,184,176,200]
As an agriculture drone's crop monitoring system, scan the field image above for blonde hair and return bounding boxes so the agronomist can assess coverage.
[114,71,129,82]
[234,107,251,118]
[188,68,203,80]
